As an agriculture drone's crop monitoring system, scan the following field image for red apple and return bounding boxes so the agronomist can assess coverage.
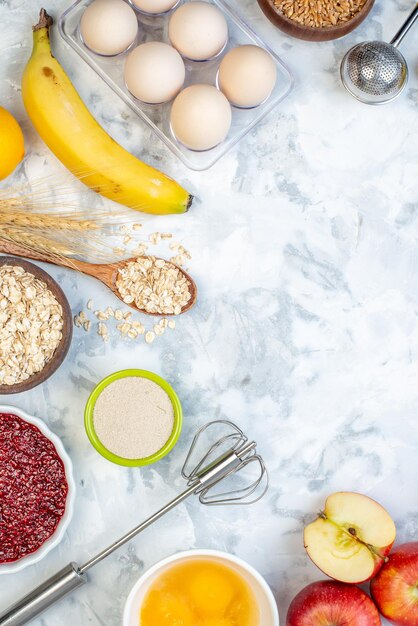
[370,542,418,626]
[286,580,381,626]
[304,492,396,583]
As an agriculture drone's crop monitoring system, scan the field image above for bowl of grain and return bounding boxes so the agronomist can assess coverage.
[84,369,183,467]
[0,257,72,394]
[258,0,375,41]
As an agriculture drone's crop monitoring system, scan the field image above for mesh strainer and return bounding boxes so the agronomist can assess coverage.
[341,4,418,104]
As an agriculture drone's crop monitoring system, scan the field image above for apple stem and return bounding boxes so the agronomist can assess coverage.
[367,544,389,563]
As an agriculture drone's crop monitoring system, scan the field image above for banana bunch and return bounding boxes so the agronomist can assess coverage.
[22,10,193,215]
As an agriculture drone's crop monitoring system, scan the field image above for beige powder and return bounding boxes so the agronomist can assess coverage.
[93,377,175,459]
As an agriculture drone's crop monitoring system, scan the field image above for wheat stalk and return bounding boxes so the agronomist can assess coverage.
[0,212,100,231]
[0,227,74,256]
[0,177,147,263]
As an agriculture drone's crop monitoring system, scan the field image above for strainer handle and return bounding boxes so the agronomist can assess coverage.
[391,3,418,48]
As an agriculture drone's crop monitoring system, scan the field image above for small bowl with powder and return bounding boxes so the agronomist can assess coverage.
[84,369,182,467]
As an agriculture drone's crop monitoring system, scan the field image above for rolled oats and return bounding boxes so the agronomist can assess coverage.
[145,331,155,344]
[0,265,63,385]
[115,256,192,316]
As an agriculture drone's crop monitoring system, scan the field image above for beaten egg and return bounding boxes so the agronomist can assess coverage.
[140,558,259,626]
[218,45,277,108]
[170,84,231,151]
[125,42,185,104]
[169,2,228,61]
[80,0,138,56]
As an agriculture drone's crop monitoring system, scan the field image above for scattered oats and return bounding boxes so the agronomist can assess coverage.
[160,318,168,328]
[0,265,63,385]
[127,328,138,339]
[96,311,110,321]
[154,324,165,336]
[83,320,92,332]
[120,225,131,234]
[170,254,185,267]
[169,241,180,250]
[98,322,109,342]
[149,232,161,245]
[117,322,130,335]
[123,235,132,245]
[113,246,125,256]
[132,223,143,231]
[114,309,123,320]
[78,311,87,322]
[115,256,191,316]
[132,244,148,256]
[177,245,192,259]
[105,306,114,317]
[161,233,173,240]
[131,320,145,333]
[74,314,82,328]
[87,299,93,310]
[123,311,132,320]
[168,320,176,329]
[145,331,155,344]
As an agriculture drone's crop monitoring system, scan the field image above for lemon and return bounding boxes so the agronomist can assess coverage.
[0,106,24,180]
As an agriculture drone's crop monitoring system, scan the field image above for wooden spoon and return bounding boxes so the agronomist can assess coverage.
[0,238,197,316]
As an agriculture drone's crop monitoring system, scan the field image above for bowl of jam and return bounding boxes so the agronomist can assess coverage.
[0,405,75,574]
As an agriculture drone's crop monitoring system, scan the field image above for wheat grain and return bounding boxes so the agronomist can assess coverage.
[273,0,367,27]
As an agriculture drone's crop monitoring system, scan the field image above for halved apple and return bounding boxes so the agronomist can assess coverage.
[304,492,396,584]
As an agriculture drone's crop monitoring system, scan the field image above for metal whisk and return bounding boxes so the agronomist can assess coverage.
[340,4,418,104]
[0,420,268,626]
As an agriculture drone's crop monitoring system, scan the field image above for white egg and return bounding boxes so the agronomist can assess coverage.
[124,42,185,104]
[218,45,277,108]
[170,84,232,151]
[80,0,138,56]
[169,2,228,61]
[131,0,179,14]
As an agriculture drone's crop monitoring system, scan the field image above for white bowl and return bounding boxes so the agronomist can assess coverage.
[123,549,279,626]
[0,405,75,574]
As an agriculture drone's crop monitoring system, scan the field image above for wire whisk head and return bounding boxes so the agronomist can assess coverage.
[182,420,268,506]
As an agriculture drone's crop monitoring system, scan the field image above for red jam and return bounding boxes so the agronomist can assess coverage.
[0,413,68,564]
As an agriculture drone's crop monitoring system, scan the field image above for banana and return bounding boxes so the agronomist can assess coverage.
[22,9,193,215]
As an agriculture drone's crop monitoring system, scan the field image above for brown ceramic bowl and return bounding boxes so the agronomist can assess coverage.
[257,0,375,41]
[0,257,73,394]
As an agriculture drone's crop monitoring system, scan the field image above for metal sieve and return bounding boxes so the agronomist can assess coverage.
[340,4,418,104]
[0,420,268,626]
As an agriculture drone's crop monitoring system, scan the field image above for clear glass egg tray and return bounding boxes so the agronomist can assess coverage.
[59,0,294,171]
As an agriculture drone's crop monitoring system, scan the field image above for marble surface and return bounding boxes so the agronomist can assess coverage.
[1,0,418,624]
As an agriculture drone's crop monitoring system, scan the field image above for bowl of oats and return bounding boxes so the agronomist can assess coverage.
[258,0,375,41]
[0,257,72,394]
